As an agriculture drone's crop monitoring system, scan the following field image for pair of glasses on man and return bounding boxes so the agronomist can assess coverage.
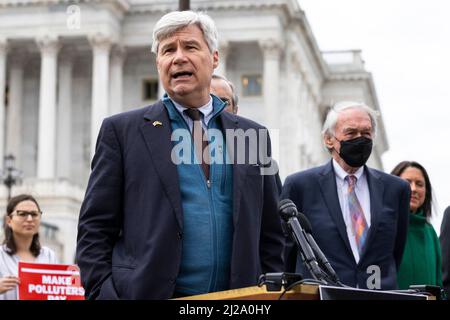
[219,97,230,105]
[12,210,42,220]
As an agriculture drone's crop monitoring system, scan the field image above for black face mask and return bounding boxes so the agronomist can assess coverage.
[337,136,373,168]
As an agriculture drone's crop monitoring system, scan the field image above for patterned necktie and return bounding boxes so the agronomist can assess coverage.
[184,108,210,180]
[345,175,368,255]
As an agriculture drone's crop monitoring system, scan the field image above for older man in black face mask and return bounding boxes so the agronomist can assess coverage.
[281,101,410,290]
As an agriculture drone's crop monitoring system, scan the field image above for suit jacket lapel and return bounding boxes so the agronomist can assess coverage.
[139,101,183,230]
[358,166,383,263]
[219,112,243,227]
[318,161,354,259]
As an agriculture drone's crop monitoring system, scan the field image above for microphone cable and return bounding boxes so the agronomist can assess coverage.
[277,278,326,300]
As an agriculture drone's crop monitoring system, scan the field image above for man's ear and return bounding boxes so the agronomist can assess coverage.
[212,50,219,69]
[156,57,161,74]
[324,134,334,150]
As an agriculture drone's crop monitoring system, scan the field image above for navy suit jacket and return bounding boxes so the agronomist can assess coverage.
[76,101,284,299]
[282,161,410,289]
[440,206,450,296]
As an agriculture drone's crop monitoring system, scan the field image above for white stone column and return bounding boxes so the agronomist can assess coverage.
[304,88,320,166]
[109,45,125,116]
[279,50,295,178]
[288,52,302,173]
[311,93,323,165]
[0,39,8,163]
[260,39,282,130]
[6,51,25,166]
[56,49,74,180]
[299,79,309,169]
[304,89,313,158]
[36,36,60,179]
[215,40,229,77]
[89,34,111,159]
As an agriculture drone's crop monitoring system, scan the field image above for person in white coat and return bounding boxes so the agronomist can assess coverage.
[0,194,57,300]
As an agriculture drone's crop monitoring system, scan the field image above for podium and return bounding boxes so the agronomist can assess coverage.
[175,284,433,300]
[176,284,319,300]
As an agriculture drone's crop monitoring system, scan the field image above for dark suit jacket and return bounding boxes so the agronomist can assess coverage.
[440,206,450,296]
[281,160,410,289]
[76,101,284,299]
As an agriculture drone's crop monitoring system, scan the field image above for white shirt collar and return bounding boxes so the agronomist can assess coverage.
[170,96,214,123]
[332,158,365,186]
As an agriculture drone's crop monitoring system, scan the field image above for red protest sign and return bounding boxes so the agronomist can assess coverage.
[18,262,85,300]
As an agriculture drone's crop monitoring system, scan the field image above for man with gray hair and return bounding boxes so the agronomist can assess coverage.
[76,10,284,299]
[281,101,410,289]
[210,74,239,114]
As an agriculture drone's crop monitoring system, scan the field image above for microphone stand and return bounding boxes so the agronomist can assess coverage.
[295,211,344,287]
[279,199,343,287]
[283,213,326,283]
[304,232,345,287]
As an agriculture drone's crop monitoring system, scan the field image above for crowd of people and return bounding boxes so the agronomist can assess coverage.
[1,10,449,300]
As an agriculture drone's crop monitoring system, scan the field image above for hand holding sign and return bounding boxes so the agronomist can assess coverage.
[18,262,85,300]
[0,275,20,294]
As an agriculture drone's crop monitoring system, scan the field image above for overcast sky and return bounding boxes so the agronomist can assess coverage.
[299,0,450,232]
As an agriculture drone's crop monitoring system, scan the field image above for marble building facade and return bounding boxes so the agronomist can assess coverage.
[0,0,388,263]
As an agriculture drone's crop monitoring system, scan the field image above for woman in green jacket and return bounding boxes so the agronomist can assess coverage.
[391,161,442,289]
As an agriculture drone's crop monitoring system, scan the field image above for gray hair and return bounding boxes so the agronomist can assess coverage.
[322,101,379,138]
[212,74,239,110]
[151,11,218,54]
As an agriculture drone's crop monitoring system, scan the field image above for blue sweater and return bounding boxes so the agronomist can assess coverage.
[163,95,234,295]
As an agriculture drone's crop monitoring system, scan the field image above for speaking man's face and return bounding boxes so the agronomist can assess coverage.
[156,24,218,108]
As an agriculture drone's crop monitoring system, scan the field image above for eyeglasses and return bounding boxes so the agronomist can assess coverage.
[219,97,230,105]
[12,210,42,220]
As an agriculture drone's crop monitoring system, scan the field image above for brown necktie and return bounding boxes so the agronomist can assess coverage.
[184,108,210,180]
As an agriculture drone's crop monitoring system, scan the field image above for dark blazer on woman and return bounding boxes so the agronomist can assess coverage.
[440,206,450,296]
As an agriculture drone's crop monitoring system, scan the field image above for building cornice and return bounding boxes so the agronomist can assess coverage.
[326,72,371,81]
[128,0,298,14]
[0,0,130,11]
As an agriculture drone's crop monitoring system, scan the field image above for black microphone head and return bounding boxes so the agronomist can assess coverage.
[278,199,298,221]
[296,212,313,233]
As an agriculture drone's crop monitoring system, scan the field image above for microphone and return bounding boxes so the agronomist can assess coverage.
[295,211,343,286]
[279,199,324,282]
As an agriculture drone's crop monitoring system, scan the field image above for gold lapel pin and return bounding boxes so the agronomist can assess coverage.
[152,121,162,127]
